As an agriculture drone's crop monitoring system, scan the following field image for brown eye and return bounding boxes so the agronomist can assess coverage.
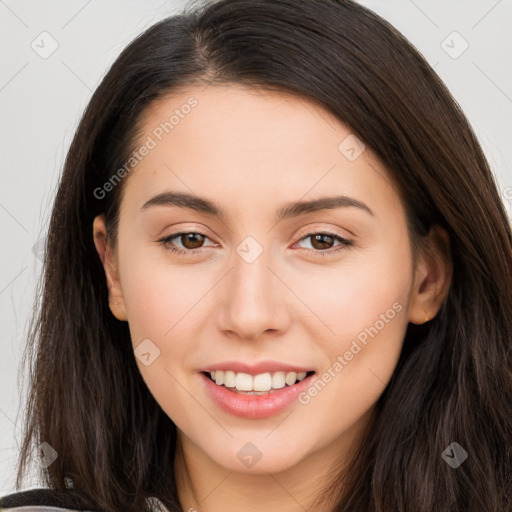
[159,231,216,256]
[295,231,353,256]
[179,233,205,249]
[309,233,336,250]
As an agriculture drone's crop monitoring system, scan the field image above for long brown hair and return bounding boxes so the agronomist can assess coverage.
[13,0,512,510]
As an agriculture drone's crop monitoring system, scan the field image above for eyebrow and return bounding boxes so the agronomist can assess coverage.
[141,191,374,220]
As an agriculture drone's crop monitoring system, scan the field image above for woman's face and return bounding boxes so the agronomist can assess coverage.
[94,83,445,477]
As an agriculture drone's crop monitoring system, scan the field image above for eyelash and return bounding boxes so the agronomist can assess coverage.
[158,230,353,257]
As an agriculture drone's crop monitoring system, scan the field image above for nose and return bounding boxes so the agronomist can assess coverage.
[215,248,291,341]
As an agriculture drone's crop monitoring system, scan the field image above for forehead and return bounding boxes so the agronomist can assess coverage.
[120,83,401,223]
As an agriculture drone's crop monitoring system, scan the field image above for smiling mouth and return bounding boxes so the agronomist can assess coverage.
[202,370,316,395]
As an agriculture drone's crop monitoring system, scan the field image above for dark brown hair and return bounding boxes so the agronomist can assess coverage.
[13,0,512,510]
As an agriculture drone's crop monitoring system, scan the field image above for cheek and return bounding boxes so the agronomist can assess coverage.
[294,295,409,453]
[118,239,203,337]
[304,301,408,421]
[291,242,411,416]
[287,240,411,340]
[118,256,207,421]
[300,274,408,395]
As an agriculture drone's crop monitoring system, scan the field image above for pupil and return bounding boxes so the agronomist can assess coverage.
[312,234,332,250]
[183,233,204,249]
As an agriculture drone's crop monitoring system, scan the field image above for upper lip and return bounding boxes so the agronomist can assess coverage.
[200,360,315,375]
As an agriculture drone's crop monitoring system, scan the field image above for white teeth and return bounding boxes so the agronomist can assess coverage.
[271,371,286,389]
[208,370,310,391]
[235,372,253,391]
[285,372,297,386]
[214,371,224,385]
[223,370,236,388]
[253,372,272,391]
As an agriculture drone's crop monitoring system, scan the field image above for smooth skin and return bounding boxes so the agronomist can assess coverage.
[93,83,452,512]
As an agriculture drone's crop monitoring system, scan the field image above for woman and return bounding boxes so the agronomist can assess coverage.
[2,0,511,511]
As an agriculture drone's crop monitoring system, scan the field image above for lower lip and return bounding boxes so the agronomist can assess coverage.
[200,372,316,419]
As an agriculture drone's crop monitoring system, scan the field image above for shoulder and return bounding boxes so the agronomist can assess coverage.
[0,488,98,511]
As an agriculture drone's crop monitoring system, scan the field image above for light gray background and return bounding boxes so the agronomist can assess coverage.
[1,0,511,495]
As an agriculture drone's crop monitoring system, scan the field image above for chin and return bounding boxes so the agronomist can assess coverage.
[203,436,311,475]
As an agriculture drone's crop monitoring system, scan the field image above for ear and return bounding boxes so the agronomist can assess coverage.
[93,214,128,322]
[408,224,453,325]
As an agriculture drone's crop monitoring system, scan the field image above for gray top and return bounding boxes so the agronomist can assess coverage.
[2,508,92,512]
[0,490,171,511]
[2,506,170,512]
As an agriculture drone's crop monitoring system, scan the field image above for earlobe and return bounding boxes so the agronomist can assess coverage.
[92,214,128,322]
[108,284,128,322]
[408,225,453,325]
